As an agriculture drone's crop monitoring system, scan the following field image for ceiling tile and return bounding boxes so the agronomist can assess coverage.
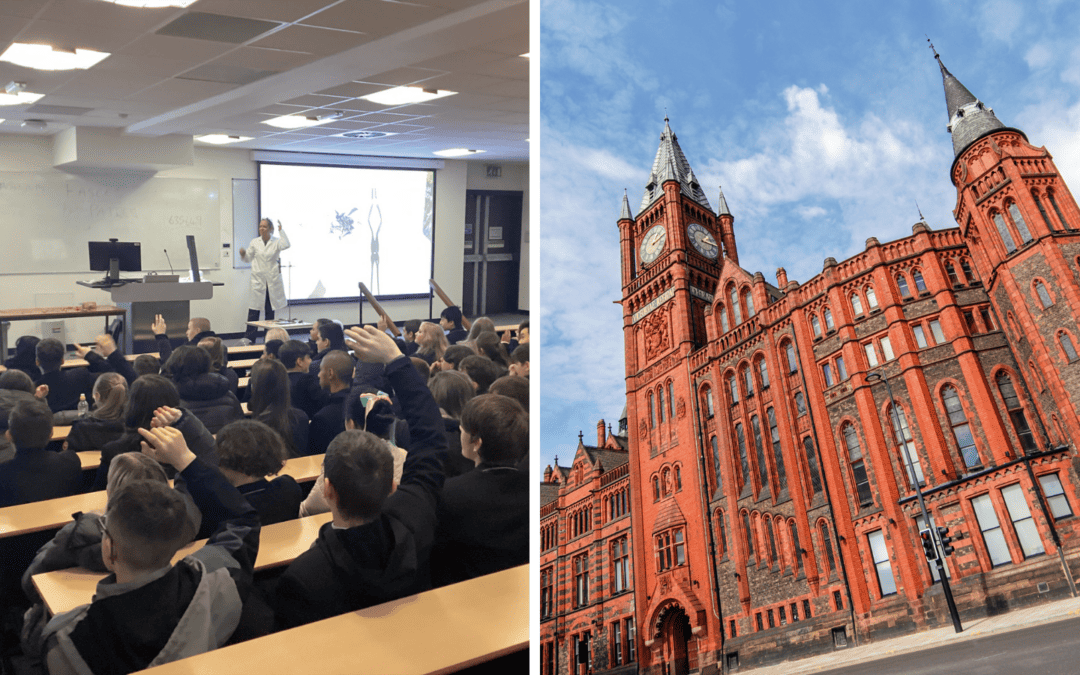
[15,18,141,53]
[359,67,446,87]
[301,0,448,38]
[125,78,234,108]
[315,81,384,98]
[469,55,528,80]
[478,78,527,98]
[38,0,182,32]
[188,0,341,23]
[155,12,282,45]
[49,69,165,99]
[211,46,318,72]
[282,94,351,107]
[177,63,276,86]
[119,33,236,62]
[92,53,195,79]
[250,24,367,56]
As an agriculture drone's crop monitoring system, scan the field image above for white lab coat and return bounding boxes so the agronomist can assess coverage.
[241,229,290,311]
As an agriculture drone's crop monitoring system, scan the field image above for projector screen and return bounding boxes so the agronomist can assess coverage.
[258,163,435,302]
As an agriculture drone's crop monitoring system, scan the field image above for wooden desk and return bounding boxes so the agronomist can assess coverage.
[229,357,259,371]
[246,319,313,332]
[52,426,71,442]
[33,512,334,615]
[78,451,101,471]
[61,352,156,369]
[228,344,265,356]
[0,455,321,539]
[137,565,529,675]
[238,376,249,389]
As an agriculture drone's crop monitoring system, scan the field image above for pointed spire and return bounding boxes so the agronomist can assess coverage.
[931,42,1007,157]
[639,117,712,213]
[619,189,634,220]
[716,185,731,216]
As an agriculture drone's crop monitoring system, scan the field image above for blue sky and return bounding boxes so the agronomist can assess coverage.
[538,0,1080,470]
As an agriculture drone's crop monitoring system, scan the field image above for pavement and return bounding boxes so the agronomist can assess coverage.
[742,593,1080,674]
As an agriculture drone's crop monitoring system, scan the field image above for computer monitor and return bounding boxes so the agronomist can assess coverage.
[88,240,142,283]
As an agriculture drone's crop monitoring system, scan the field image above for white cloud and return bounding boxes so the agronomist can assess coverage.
[975,0,1025,45]
[796,205,827,219]
[1025,43,1053,70]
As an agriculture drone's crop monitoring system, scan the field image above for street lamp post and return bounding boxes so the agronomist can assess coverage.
[866,370,963,633]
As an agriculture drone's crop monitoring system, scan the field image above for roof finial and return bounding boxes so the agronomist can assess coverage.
[927,36,939,60]
[578,430,584,443]
[916,199,926,223]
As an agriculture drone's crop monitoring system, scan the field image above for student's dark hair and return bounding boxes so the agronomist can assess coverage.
[324,430,394,521]
[427,370,474,420]
[133,354,161,377]
[263,339,284,359]
[106,452,168,503]
[345,392,398,439]
[124,374,181,431]
[475,332,510,368]
[106,480,194,571]
[317,322,345,350]
[0,369,34,393]
[403,319,422,335]
[458,355,500,395]
[7,399,53,448]
[35,338,65,372]
[442,345,475,370]
[189,317,212,335]
[248,359,296,454]
[439,306,463,329]
[465,316,496,341]
[10,335,40,371]
[517,319,529,335]
[197,336,228,370]
[460,394,528,464]
[216,419,287,478]
[410,357,430,382]
[316,318,334,328]
[321,350,354,385]
[91,372,128,421]
[510,343,529,365]
[489,375,528,411]
[162,345,212,381]
[279,340,310,369]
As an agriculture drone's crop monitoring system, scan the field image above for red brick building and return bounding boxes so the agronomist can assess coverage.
[542,53,1080,674]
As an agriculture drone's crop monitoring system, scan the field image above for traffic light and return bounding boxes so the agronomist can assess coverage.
[920,528,937,560]
[937,526,955,556]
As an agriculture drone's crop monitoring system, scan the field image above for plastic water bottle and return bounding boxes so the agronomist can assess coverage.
[77,393,89,418]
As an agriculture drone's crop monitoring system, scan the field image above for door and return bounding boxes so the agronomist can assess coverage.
[463,190,522,317]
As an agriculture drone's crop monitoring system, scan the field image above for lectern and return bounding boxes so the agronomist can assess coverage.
[90,281,214,353]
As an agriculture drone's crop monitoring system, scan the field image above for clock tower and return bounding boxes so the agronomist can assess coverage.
[619,119,727,673]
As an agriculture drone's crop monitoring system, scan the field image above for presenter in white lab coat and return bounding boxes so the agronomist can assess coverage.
[239,218,290,343]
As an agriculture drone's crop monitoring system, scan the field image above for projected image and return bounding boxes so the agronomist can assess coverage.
[259,163,434,300]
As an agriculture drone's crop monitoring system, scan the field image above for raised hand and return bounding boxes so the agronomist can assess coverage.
[344,325,401,365]
[138,426,196,472]
[152,314,167,335]
[34,384,49,400]
[239,247,247,259]
[150,406,183,428]
[94,334,117,357]
[73,343,92,358]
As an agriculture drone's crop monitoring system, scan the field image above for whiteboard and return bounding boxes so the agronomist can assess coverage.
[0,171,220,275]
[232,178,257,270]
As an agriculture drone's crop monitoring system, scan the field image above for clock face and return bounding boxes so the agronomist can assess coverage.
[640,224,667,265]
[687,223,719,259]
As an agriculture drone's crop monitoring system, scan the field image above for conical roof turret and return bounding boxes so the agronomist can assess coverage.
[716,185,731,216]
[934,46,1007,157]
[619,190,634,220]
[639,117,712,213]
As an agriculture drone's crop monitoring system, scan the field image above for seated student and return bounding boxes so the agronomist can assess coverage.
[410,356,430,383]
[274,326,446,628]
[500,318,528,354]
[73,334,138,385]
[5,335,42,380]
[399,319,422,356]
[32,425,260,674]
[264,327,289,344]
[94,375,217,490]
[309,321,349,375]
[33,338,97,413]
[413,321,448,366]
[509,343,529,379]
[429,344,473,375]
[0,400,81,507]
[464,316,496,343]
[65,372,127,453]
[152,315,215,363]
[133,354,161,378]
[198,336,239,396]
[432,394,528,586]
[475,332,511,371]
[298,390,410,517]
[262,339,284,361]
[307,318,334,356]
[216,420,302,526]
[280,339,326,419]
[426,370,477,480]
[0,369,45,435]
[248,359,308,456]
[308,350,353,457]
[163,345,243,435]
[458,354,500,395]
[489,374,528,412]
[439,306,469,345]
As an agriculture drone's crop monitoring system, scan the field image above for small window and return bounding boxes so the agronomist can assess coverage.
[980,308,996,331]
[704,387,715,418]
[964,311,977,334]
[1034,190,1055,231]
[1035,281,1053,308]
[1048,189,1069,230]
[728,373,740,404]
[993,212,1018,253]
[1062,332,1079,362]
[658,389,665,423]
[960,259,977,284]
[929,319,946,344]
[864,342,879,367]
[823,307,835,332]
[866,286,878,309]
[649,393,656,428]
[851,293,863,316]
[811,314,822,338]
[867,530,897,596]
[744,367,755,397]
[794,392,806,416]
[1008,203,1033,244]
[1038,473,1073,520]
[897,274,912,299]
[720,306,729,333]
[730,287,742,324]
[759,359,770,388]
[745,290,756,317]
[912,270,927,294]
[1002,483,1045,559]
[836,356,847,381]
[880,335,894,361]
[822,363,834,387]
[913,324,928,349]
[946,263,960,286]
[786,342,798,373]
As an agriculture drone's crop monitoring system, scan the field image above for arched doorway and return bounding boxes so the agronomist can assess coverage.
[659,606,691,675]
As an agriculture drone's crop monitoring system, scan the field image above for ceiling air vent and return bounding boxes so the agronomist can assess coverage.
[333,130,397,139]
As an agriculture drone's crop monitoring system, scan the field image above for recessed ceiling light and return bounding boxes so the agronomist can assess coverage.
[261,111,343,129]
[97,0,198,7]
[196,134,253,145]
[433,148,484,157]
[0,43,110,71]
[361,86,457,106]
[0,85,44,106]
[21,119,48,129]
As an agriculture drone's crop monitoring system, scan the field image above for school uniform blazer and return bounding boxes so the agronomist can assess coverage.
[0,445,82,507]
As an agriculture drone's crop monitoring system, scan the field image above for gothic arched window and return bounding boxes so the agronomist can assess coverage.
[1061,331,1079,362]
[758,358,770,389]
[1033,189,1055,231]
[1048,189,1070,230]
[866,286,878,310]
[730,286,742,325]
[823,307,835,332]
[889,405,924,486]
[658,388,665,423]
[896,273,912,299]
[992,211,1018,253]
[843,423,873,506]
[649,393,656,428]
[719,306,729,333]
[997,372,1037,453]
[1035,281,1053,308]
[767,407,786,485]
[945,262,960,286]
[1007,202,1033,244]
[744,288,755,317]
[850,292,863,316]
[668,381,675,418]
[811,313,822,338]
[942,385,980,469]
[912,269,927,294]
[960,258,977,284]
